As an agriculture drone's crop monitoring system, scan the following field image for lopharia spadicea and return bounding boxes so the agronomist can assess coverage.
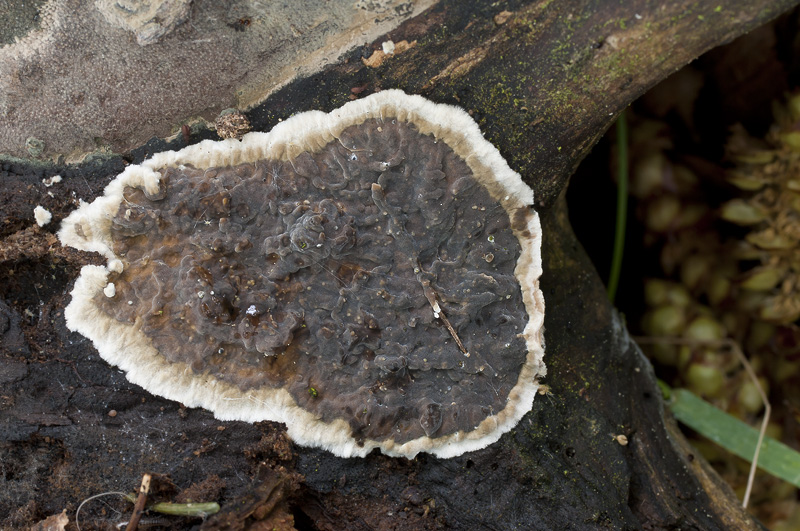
[59,90,545,458]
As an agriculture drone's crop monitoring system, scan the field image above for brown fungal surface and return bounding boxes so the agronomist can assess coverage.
[59,91,545,458]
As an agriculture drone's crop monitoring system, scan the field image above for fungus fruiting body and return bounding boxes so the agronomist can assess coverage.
[59,90,545,458]
[34,205,53,227]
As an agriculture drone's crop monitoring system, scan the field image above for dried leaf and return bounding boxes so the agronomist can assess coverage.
[720,199,768,225]
[30,510,68,531]
[779,131,800,151]
[746,229,795,250]
[731,151,776,165]
[759,295,800,324]
[785,179,800,192]
[727,172,766,191]
[739,265,785,291]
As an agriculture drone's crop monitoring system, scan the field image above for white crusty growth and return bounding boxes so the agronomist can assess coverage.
[34,205,52,227]
[59,90,545,459]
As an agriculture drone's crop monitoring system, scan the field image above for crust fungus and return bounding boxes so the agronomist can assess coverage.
[59,90,545,458]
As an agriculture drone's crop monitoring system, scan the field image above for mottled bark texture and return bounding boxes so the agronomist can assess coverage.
[2,0,798,529]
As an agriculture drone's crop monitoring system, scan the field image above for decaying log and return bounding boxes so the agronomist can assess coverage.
[2,0,798,529]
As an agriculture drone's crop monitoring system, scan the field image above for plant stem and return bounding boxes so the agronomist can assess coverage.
[608,111,628,303]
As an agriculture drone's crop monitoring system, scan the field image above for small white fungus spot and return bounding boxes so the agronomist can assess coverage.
[103,283,116,298]
[109,259,124,273]
[382,40,396,54]
[246,305,258,316]
[33,206,52,227]
[42,175,62,187]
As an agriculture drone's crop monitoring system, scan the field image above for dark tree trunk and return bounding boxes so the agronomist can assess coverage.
[1,0,797,529]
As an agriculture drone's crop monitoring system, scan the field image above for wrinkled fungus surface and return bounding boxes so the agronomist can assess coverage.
[60,91,545,458]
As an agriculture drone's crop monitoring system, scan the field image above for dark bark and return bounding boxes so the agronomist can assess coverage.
[1,0,798,529]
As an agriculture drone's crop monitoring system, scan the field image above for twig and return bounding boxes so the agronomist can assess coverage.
[127,473,152,531]
[634,336,770,508]
[726,340,770,509]
[370,181,470,357]
[420,280,469,357]
[439,311,469,357]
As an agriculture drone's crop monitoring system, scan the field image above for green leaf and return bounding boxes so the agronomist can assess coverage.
[669,388,800,488]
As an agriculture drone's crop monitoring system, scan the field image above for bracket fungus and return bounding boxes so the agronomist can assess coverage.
[59,90,545,458]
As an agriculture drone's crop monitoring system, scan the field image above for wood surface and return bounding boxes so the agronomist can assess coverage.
[2,0,798,528]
